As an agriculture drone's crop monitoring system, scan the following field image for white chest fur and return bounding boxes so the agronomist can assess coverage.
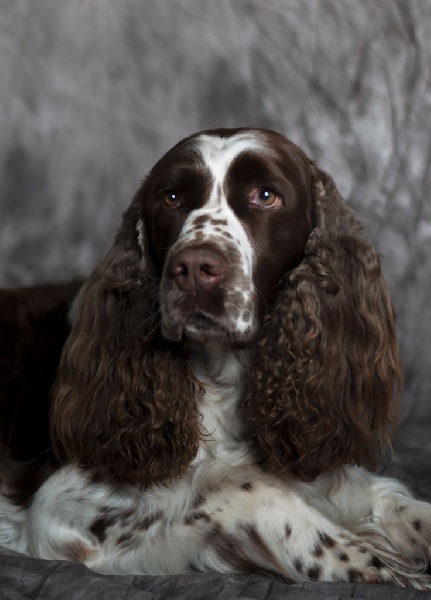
[190,341,251,463]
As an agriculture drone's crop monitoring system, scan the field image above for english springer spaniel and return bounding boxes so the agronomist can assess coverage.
[1,128,431,588]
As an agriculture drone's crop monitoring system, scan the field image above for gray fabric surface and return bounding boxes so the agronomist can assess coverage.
[0,1,430,598]
[1,546,431,600]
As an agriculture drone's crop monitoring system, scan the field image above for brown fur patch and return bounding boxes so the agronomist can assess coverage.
[62,540,96,563]
[137,510,163,531]
[368,555,383,569]
[318,532,336,548]
[307,565,322,580]
[193,493,206,508]
[348,568,363,582]
[89,513,116,543]
[240,482,253,491]
[184,511,211,525]
[117,532,134,546]
[413,519,422,531]
[294,558,303,573]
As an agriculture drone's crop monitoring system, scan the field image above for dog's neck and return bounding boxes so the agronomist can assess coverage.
[189,339,252,461]
[190,338,251,386]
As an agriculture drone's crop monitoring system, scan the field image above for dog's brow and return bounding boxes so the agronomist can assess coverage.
[195,134,266,187]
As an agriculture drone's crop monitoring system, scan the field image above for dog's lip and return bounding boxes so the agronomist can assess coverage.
[161,311,224,342]
[184,312,223,334]
[163,311,255,345]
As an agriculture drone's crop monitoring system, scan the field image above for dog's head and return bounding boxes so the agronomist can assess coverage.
[51,128,401,486]
[139,129,313,344]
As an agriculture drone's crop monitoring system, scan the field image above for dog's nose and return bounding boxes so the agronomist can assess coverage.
[170,247,227,292]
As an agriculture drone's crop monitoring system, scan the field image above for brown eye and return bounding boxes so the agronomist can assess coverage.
[163,191,182,209]
[251,188,281,209]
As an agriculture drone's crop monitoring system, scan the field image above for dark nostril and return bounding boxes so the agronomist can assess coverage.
[172,262,188,276]
[200,261,223,278]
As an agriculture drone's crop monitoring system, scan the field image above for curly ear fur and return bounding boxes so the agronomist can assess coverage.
[244,168,402,480]
[51,194,200,487]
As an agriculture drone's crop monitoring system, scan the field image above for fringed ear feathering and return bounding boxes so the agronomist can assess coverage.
[244,168,402,481]
[51,193,200,487]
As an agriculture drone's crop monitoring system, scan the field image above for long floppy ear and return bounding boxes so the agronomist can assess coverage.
[244,168,402,480]
[51,192,200,487]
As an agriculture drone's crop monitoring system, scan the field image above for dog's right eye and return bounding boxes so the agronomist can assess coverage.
[162,191,182,209]
[251,187,282,209]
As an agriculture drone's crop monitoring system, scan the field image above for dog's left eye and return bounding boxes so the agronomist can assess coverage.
[251,188,281,209]
[162,191,182,209]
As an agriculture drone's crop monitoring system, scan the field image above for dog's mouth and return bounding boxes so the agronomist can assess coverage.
[183,312,225,339]
[162,310,256,346]
[161,309,226,342]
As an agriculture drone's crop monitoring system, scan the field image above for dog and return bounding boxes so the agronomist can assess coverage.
[1,128,430,588]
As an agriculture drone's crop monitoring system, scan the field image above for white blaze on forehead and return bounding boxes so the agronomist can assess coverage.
[196,132,266,197]
[174,133,260,267]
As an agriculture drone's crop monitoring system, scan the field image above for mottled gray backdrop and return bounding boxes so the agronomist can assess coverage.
[0,1,430,460]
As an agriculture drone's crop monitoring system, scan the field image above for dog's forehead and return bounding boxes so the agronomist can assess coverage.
[194,132,267,183]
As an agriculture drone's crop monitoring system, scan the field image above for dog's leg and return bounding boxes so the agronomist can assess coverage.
[190,467,431,588]
[15,463,431,588]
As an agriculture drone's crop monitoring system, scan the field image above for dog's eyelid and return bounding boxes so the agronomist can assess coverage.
[159,190,183,209]
[249,186,284,210]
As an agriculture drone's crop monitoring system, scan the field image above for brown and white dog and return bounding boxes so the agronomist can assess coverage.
[1,128,431,588]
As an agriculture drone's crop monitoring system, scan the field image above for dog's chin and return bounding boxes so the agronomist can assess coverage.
[162,313,254,345]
